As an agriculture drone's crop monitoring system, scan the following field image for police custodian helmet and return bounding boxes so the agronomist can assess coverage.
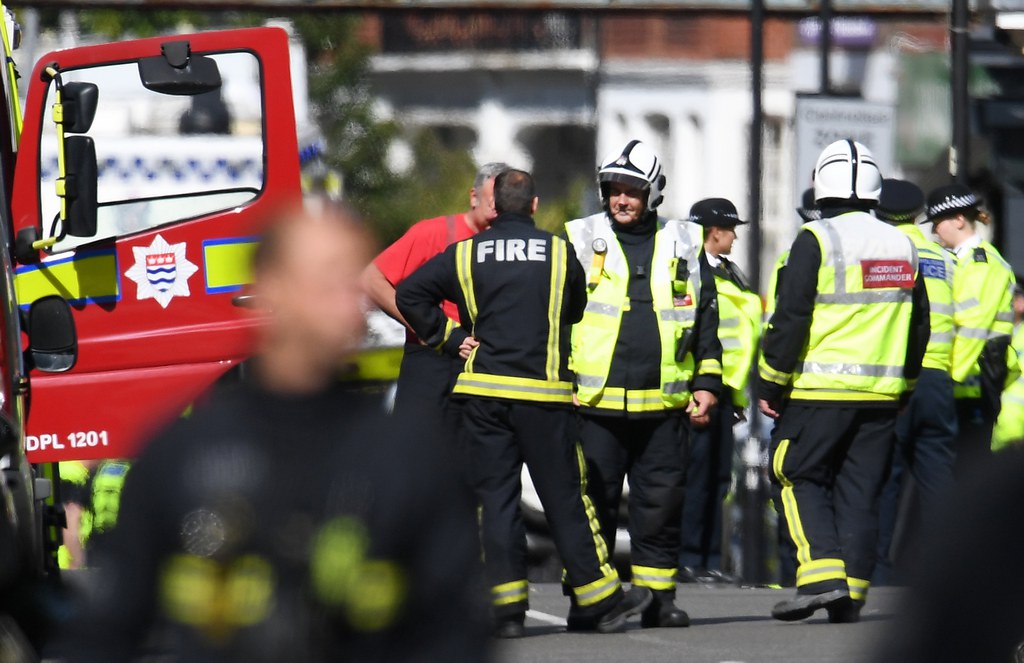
[597,140,666,212]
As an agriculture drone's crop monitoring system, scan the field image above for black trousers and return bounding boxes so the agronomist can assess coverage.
[876,368,957,583]
[769,404,896,601]
[954,397,994,478]
[680,388,735,572]
[579,413,685,589]
[394,343,463,429]
[462,398,620,618]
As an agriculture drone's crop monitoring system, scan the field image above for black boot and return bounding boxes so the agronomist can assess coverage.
[641,589,690,628]
[827,599,864,624]
[771,589,850,622]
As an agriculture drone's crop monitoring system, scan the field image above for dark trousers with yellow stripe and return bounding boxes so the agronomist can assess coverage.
[769,404,895,603]
[580,413,685,591]
[462,398,621,619]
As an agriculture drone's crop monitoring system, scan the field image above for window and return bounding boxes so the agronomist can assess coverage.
[38,51,265,252]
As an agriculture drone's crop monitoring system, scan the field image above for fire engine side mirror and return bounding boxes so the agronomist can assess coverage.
[60,82,98,134]
[26,296,77,373]
[138,40,221,96]
[62,136,98,238]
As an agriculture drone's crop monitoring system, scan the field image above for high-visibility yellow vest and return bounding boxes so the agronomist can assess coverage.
[91,460,131,535]
[566,213,719,412]
[895,225,954,373]
[993,324,1024,451]
[951,240,1016,399]
[713,265,762,407]
[764,213,918,403]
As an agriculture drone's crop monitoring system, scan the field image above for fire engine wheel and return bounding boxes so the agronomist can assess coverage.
[0,615,37,663]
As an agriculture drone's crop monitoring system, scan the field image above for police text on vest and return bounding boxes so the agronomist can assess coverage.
[477,239,547,263]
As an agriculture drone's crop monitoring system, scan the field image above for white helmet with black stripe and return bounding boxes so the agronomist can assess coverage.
[813,139,882,205]
[597,140,666,212]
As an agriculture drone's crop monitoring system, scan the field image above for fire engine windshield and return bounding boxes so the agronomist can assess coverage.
[38,51,265,252]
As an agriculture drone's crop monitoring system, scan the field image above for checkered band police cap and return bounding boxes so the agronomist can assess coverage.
[689,198,747,227]
[925,183,981,222]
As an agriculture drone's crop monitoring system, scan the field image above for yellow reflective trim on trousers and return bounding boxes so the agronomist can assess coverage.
[759,356,791,386]
[570,442,620,606]
[455,242,478,325]
[772,439,812,566]
[847,576,870,602]
[796,558,847,587]
[631,565,676,590]
[15,249,120,306]
[575,444,614,571]
[573,572,621,607]
[453,373,573,403]
[202,237,259,293]
[546,239,566,382]
[491,579,529,606]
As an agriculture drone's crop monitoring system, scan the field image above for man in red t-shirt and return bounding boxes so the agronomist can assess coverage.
[362,162,508,425]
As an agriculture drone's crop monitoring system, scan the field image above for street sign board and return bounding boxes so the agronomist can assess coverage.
[793,95,896,212]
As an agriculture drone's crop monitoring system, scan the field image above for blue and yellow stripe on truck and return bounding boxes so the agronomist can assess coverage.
[203,236,260,294]
[14,249,120,307]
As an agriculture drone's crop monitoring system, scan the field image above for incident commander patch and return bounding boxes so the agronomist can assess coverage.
[860,260,914,289]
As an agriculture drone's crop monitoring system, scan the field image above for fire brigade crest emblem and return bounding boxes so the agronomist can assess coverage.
[124,234,198,308]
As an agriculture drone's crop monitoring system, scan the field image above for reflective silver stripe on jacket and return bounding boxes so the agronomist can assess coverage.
[659,309,696,323]
[584,301,620,317]
[816,291,912,305]
[797,362,903,378]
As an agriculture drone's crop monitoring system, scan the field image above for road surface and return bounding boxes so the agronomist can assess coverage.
[495,583,901,663]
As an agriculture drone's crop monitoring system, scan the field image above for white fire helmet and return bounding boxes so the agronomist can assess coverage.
[813,139,882,204]
[597,140,666,212]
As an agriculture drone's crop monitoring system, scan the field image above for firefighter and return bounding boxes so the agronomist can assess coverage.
[62,203,488,662]
[362,162,508,428]
[926,184,1017,472]
[992,281,1024,451]
[873,179,956,583]
[758,140,929,623]
[679,198,760,585]
[565,141,722,628]
[397,169,651,638]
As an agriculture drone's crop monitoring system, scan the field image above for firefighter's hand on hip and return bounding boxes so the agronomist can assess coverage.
[459,336,479,360]
[687,390,717,427]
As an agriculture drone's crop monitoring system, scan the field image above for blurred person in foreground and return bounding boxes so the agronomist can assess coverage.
[874,449,1024,663]
[60,202,488,663]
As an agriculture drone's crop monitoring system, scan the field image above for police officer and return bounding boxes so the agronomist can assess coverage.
[992,281,1024,451]
[679,198,760,585]
[565,142,722,628]
[398,169,651,637]
[765,188,819,324]
[873,179,956,583]
[926,184,1017,472]
[758,140,929,623]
